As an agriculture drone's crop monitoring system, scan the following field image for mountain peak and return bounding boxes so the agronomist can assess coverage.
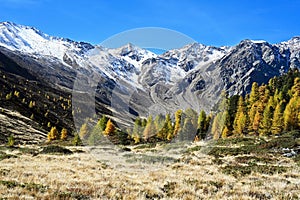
[0,21,95,61]
[288,36,300,43]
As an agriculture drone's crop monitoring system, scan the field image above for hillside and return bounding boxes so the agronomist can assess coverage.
[1,22,300,145]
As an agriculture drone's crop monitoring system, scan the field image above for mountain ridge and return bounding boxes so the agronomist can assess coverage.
[1,21,300,143]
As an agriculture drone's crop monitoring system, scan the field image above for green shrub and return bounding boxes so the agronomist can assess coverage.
[7,135,15,147]
[72,134,82,146]
[40,145,73,155]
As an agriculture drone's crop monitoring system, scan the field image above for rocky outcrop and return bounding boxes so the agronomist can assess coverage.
[0,107,47,144]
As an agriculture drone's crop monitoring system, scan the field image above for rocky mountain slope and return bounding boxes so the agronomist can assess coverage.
[1,21,300,143]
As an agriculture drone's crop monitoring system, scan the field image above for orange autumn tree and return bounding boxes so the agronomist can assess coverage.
[60,128,68,140]
[48,127,59,141]
[103,119,116,136]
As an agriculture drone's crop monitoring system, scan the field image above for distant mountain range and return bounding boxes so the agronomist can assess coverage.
[1,21,300,143]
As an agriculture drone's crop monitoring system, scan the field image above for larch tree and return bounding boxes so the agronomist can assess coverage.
[248,103,258,133]
[143,115,156,141]
[252,102,264,135]
[283,96,300,131]
[258,85,270,105]
[173,110,183,136]
[79,123,89,139]
[212,112,225,140]
[103,119,116,136]
[221,126,231,138]
[261,104,273,135]
[212,91,229,139]
[60,128,68,140]
[48,127,59,141]
[291,77,300,97]
[272,102,284,134]
[166,114,174,141]
[233,96,247,136]
[157,113,172,140]
[197,110,208,139]
[132,117,143,143]
[261,97,275,135]
[249,82,259,105]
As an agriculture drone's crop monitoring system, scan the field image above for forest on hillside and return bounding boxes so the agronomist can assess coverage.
[47,69,300,146]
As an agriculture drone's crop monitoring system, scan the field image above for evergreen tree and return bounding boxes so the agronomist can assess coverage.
[72,134,82,146]
[157,113,173,140]
[197,110,207,139]
[88,121,104,145]
[142,118,147,127]
[154,114,165,134]
[132,117,143,143]
[99,115,109,131]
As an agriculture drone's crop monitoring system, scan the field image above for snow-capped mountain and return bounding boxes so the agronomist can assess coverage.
[1,21,300,129]
[0,21,93,60]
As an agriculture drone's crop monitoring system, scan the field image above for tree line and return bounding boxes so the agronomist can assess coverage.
[53,69,300,145]
[72,108,211,145]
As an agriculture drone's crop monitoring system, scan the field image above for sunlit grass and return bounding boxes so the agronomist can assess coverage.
[0,140,299,199]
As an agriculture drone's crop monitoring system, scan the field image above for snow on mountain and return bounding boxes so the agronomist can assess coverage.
[108,43,157,69]
[0,22,227,88]
[0,21,92,61]
[276,37,300,69]
[2,21,300,117]
[250,40,267,44]
[134,43,229,88]
[107,43,157,84]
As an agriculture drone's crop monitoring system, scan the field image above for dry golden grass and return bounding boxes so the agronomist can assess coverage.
[0,143,299,199]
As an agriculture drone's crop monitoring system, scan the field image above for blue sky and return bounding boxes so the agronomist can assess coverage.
[0,0,300,48]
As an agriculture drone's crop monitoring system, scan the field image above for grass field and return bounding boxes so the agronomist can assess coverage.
[0,137,299,199]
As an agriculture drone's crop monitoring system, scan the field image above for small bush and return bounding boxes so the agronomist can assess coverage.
[0,152,17,161]
[40,145,73,155]
[0,180,48,193]
[7,135,15,147]
[72,134,82,146]
[221,164,287,178]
